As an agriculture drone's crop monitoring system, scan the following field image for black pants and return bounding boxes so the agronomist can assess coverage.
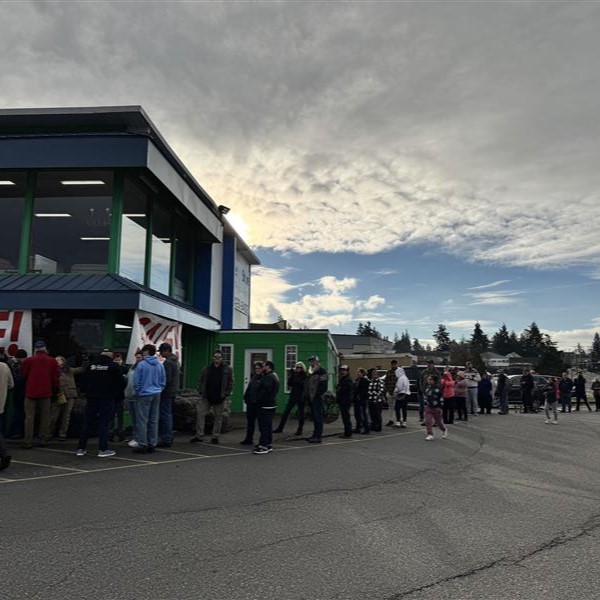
[243,403,258,442]
[78,397,115,452]
[595,393,600,411]
[368,403,382,432]
[478,393,492,414]
[443,397,455,424]
[353,400,363,431]
[276,397,305,433]
[522,390,533,412]
[8,389,25,438]
[257,408,275,448]
[339,401,353,436]
[456,397,468,421]
[394,394,408,422]
[575,392,592,411]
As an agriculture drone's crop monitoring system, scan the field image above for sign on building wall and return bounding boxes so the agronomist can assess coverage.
[0,310,32,357]
[126,311,182,364]
[233,252,251,329]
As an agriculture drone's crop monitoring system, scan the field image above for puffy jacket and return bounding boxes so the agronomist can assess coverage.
[256,371,280,408]
[394,368,410,396]
[441,372,455,398]
[464,368,481,389]
[454,379,468,398]
[424,384,443,408]
[22,351,61,399]
[134,355,166,397]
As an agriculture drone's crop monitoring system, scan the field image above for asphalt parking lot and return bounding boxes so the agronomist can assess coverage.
[2,412,600,600]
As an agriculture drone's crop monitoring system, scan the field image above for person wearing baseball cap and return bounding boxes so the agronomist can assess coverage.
[336,365,353,438]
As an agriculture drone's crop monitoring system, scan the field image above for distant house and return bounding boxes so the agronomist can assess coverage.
[332,334,394,355]
[481,352,510,368]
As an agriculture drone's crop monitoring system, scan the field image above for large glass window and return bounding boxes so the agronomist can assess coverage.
[30,171,113,274]
[119,177,149,285]
[150,200,172,296]
[0,172,26,272]
[173,217,194,302]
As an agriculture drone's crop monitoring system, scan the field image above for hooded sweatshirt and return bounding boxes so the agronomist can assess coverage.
[134,355,166,397]
[441,371,456,399]
[393,367,410,396]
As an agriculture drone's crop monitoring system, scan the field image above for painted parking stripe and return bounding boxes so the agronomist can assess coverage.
[12,460,87,473]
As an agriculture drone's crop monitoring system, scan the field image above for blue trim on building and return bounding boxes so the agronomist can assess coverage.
[221,235,235,329]
[0,135,148,169]
[194,243,212,314]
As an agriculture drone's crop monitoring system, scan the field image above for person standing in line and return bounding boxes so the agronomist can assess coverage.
[454,371,468,421]
[496,369,509,415]
[418,361,440,425]
[520,369,535,413]
[274,361,307,436]
[240,361,263,446]
[0,357,14,471]
[393,366,410,427]
[157,343,181,447]
[441,368,456,424]
[305,356,328,444]
[76,350,126,458]
[424,375,448,441]
[367,368,385,432]
[7,349,27,439]
[573,371,592,412]
[132,344,166,453]
[354,367,370,434]
[464,361,481,417]
[478,373,493,415]
[124,351,143,448]
[558,372,573,413]
[336,365,354,438]
[592,378,600,411]
[21,340,60,449]
[384,359,399,427]
[544,376,559,424]
[253,361,279,454]
[191,350,234,445]
[50,354,88,441]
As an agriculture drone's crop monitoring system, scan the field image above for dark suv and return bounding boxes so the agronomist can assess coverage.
[494,374,550,409]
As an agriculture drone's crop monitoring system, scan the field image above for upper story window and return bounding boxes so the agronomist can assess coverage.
[150,199,172,296]
[119,177,149,286]
[30,171,113,274]
[0,172,26,273]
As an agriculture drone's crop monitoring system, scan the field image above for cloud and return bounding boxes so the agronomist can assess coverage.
[2,3,600,272]
[374,269,399,276]
[250,267,386,329]
[446,320,495,329]
[468,280,511,290]
[465,290,526,306]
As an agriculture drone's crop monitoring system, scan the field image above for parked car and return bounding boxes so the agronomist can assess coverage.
[492,374,550,409]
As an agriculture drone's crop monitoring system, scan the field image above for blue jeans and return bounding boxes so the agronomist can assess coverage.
[498,389,508,413]
[78,397,114,452]
[137,394,160,448]
[467,388,479,414]
[159,392,175,445]
[258,408,275,448]
[128,399,138,441]
[560,392,572,413]
[310,397,324,440]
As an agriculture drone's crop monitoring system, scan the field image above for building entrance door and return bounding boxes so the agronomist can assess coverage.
[243,348,272,411]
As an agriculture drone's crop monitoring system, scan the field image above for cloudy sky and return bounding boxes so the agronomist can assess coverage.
[2,1,600,349]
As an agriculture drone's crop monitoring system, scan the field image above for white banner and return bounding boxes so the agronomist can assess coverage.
[126,311,182,364]
[0,309,33,357]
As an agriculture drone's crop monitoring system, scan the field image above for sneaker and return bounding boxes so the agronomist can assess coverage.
[425,434,434,441]
[294,430,303,436]
[253,446,270,455]
[401,421,407,428]
[420,421,426,426]
[385,420,395,427]
[210,438,219,445]
[306,437,322,444]
[0,455,12,471]
[98,449,116,458]
[128,440,140,448]
[442,430,448,439]
[190,436,203,444]
[395,421,402,427]
[545,419,551,424]
[75,449,86,456]
[552,420,558,424]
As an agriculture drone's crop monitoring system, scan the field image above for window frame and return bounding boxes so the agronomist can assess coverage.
[284,345,298,393]
[219,344,234,368]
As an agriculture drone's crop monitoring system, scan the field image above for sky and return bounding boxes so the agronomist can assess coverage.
[2,1,600,350]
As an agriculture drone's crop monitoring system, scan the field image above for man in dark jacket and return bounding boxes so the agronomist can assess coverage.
[253,361,280,454]
[157,343,181,447]
[21,341,60,448]
[240,362,263,446]
[520,369,535,413]
[336,365,354,438]
[559,372,573,413]
[305,356,328,444]
[191,350,233,445]
[76,350,126,458]
[574,372,591,411]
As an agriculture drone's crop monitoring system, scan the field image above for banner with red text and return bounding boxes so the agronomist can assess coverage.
[126,311,182,364]
[0,310,32,357]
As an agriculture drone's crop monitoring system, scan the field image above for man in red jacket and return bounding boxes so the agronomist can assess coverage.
[21,340,60,448]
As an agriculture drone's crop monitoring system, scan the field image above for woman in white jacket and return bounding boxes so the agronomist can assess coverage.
[393,367,411,427]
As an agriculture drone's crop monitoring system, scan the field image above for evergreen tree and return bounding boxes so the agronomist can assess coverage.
[520,322,544,355]
[491,324,511,355]
[508,330,522,354]
[425,343,433,352]
[394,330,412,353]
[412,338,424,353]
[433,324,452,352]
[356,321,382,339]
[470,322,489,354]
[449,338,470,366]
[591,332,600,364]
